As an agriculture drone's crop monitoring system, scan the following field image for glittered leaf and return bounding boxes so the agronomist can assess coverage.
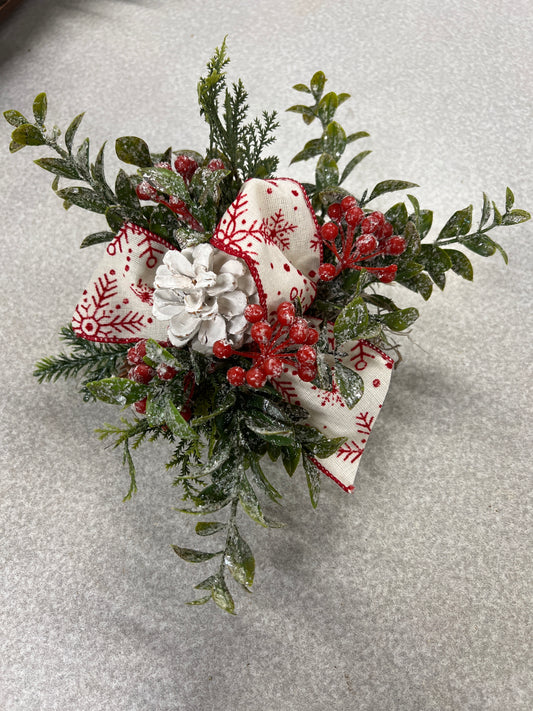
[143,166,190,203]
[502,209,530,225]
[368,180,418,203]
[171,545,220,563]
[340,151,371,184]
[32,92,47,125]
[65,112,85,153]
[55,186,107,214]
[322,121,347,160]
[381,307,419,331]
[195,521,226,536]
[211,575,235,614]
[165,400,196,439]
[303,456,321,508]
[437,205,473,240]
[3,109,28,127]
[115,136,152,168]
[34,157,79,180]
[334,362,364,409]
[444,248,474,281]
[225,526,255,587]
[315,153,339,191]
[11,123,46,146]
[85,377,148,406]
[79,231,116,248]
[334,295,369,343]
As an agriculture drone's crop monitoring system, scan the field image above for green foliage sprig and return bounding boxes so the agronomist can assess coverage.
[4,42,530,613]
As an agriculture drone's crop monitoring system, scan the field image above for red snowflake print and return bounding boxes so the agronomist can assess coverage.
[355,412,374,435]
[309,229,322,252]
[73,270,147,341]
[271,374,301,407]
[261,210,297,251]
[336,440,364,464]
[310,378,345,408]
[212,192,264,263]
[130,278,154,304]
[348,341,376,371]
[137,234,166,269]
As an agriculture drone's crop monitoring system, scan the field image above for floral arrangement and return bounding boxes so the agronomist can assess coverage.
[5,41,529,613]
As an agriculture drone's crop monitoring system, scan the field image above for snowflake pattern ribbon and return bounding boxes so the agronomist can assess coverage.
[72,178,393,491]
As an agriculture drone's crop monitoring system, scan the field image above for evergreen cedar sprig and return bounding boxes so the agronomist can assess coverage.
[4,43,530,613]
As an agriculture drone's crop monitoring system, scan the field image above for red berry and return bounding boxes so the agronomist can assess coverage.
[319,263,337,281]
[321,222,339,242]
[305,328,319,345]
[377,265,398,283]
[156,364,177,381]
[174,154,198,182]
[345,206,364,228]
[135,180,157,201]
[207,158,226,171]
[246,367,267,388]
[356,234,379,256]
[227,366,246,386]
[244,304,265,323]
[296,345,317,365]
[327,203,342,221]
[382,221,394,238]
[276,301,296,326]
[128,363,155,384]
[341,195,358,213]
[127,340,148,365]
[298,364,317,382]
[262,357,283,377]
[133,398,147,415]
[385,235,407,255]
[289,318,309,344]
[212,340,233,359]
[361,212,385,237]
[251,322,272,344]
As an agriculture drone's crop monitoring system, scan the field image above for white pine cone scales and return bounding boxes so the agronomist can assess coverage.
[152,243,258,353]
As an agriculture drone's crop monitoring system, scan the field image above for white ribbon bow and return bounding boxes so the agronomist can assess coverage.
[73,178,393,491]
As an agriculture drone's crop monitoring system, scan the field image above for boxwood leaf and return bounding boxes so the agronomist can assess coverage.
[444,248,474,281]
[340,150,371,184]
[34,157,79,180]
[303,456,321,508]
[211,575,235,614]
[143,166,190,202]
[3,109,28,127]
[322,121,347,160]
[290,138,323,164]
[368,180,418,203]
[317,92,338,125]
[385,202,408,233]
[195,521,226,536]
[171,545,221,563]
[32,92,47,125]
[85,377,148,405]
[334,363,364,409]
[65,112,85,153]
[310,70,326,98]
[165,400,196,439]
[11,123,46,146]
[293,83,311,93]
[55,186,107,214]
[381,307,419,331]
[115,136,152,167]
[79,231,116,248]
[238,475,268,527]
[502,208,530,225]
[315,153,339,190]
[437,205,473,240]
[295,425,345,458]
[334,295,369,344]
[225,526,255,587]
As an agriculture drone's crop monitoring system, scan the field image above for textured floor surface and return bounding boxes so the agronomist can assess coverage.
[1,1,532,709]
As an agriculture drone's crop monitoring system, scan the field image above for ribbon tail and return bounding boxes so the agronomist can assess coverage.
[273,339,394,491]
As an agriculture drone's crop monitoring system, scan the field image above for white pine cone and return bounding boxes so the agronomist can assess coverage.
[152,243,258,354]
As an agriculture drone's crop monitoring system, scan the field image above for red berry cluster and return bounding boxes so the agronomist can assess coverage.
[126,339,178,414]
[318,196,407,284]
[135,156,226,232]
[212,302,319,388]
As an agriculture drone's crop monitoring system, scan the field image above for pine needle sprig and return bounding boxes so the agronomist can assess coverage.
[34,325,130,398]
